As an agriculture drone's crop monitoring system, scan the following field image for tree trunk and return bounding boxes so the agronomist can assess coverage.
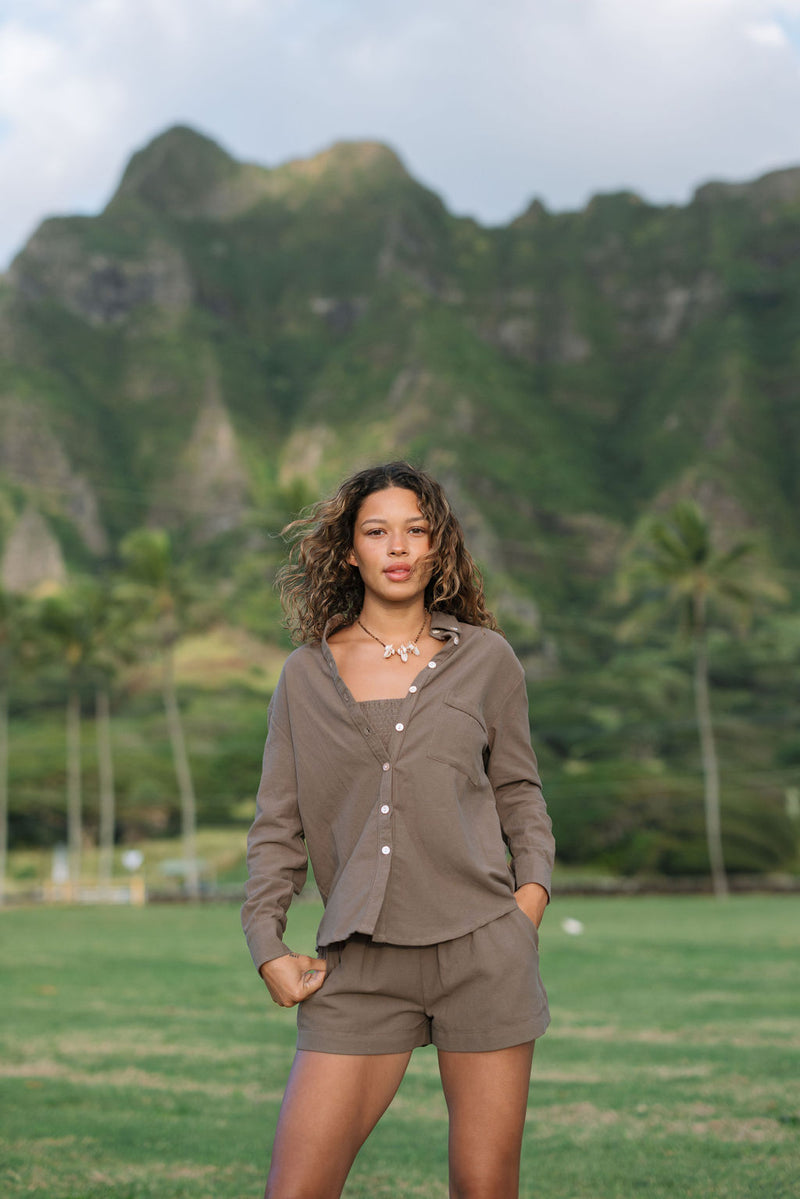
[693,632,728,898]
[67,687,82,883]
[96,686,115,884]
[162,646,199,897]
[0,685,8,906]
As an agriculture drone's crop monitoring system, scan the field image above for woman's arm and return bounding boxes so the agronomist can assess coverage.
[487,675,555,914]
[241,675,315,974]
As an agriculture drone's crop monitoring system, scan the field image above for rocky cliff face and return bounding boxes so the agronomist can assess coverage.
[1,506,67,594]
[148,386,250,540]
[0,396,107,554]
[11,226,192,326]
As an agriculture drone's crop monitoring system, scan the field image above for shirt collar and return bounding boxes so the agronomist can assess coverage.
[320,615,346,672]
[429,611,460,641]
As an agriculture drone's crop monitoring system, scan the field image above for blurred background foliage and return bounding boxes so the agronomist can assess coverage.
[1,127,799,889]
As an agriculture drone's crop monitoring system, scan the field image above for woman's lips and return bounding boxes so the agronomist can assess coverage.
[384,565,412,581]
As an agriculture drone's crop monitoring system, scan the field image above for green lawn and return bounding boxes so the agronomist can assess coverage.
[1,896,798,1198]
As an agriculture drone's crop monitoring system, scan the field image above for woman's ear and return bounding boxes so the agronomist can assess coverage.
[346,547,357,568]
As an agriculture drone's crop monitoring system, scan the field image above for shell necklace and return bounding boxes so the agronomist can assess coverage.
[357,612,428,663]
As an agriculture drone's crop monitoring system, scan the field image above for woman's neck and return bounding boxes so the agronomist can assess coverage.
[357,600,427,641]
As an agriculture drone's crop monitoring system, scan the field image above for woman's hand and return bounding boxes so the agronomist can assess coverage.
[514,882,548,929]
[259,952,327,1007]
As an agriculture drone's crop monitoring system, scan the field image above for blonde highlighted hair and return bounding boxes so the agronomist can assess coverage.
[277,462,498,643]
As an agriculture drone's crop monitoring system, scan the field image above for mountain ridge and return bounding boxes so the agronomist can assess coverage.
[2,124,799,612]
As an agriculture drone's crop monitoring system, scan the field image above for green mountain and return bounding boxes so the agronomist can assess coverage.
[4,125,800,590]
[2,125,799,873]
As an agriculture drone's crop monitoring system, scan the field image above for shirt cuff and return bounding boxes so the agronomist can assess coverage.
[247,930,292,973]
[511,855,552,902]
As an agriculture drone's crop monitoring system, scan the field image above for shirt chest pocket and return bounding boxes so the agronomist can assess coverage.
[426,693,488,787]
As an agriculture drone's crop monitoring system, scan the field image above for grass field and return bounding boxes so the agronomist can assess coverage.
[1,895,798,1199]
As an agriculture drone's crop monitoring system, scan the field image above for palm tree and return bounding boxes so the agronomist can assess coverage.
[617,500,786,897]
[120,529,202,897]
[38,588,96,885]
[0,588,24,905]
[38,578,134,887]
[95,683,115,885]
[81,578,133,884]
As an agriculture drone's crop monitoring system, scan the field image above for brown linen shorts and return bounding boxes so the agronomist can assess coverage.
[296,905,549,1054]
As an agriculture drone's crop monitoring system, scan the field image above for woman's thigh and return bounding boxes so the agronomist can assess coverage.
[438,1041,535,1199]
[265,1048,412,1199]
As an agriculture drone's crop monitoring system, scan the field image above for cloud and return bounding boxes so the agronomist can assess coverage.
[2,0,800,267]
[745,18,790,47]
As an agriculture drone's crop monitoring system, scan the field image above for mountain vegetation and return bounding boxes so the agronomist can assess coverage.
[1,125,798,882]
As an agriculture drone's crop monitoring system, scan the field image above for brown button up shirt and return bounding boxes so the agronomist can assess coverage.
[242,613,555,970]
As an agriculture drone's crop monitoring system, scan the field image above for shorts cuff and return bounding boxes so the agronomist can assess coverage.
[434,1013,550,1053]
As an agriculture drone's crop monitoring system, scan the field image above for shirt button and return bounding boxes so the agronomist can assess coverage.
[395,722,404,732]
[428,661,437,669]
[382,762,391,772]
[380,804,390,814]
[454,636,460,645]
[408,685,417,693]
[381,845,391,855]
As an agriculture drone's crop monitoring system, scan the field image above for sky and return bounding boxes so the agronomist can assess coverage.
[2,0,800,268]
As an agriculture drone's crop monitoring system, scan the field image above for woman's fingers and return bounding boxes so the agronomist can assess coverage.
[301,957,327,996]
[259,952,328,1007]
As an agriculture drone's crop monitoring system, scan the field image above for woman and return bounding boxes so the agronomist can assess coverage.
[242,462,554,1199]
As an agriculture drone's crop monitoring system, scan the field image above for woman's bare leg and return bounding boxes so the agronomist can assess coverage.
[265,1048,412,1199]
[438,1042,535,1199]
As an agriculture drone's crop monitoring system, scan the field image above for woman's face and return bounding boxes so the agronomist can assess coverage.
[347,487,433,604]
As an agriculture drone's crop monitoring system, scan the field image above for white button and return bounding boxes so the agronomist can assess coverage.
[408,685,417,693]
[381,845,391,855]
[395,722,404,732]
[380,804,390,814]
[382,762,391,772]
[428,661,437,669]
[454,636,460,645]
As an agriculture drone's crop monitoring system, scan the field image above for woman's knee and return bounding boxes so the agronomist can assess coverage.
[450,1179,518,1199]
[449,1142,522,1199]
[266,1177,342,1199]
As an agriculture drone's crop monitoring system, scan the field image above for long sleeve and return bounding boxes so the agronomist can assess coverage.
[241,676,308,971]
[487,675,554,899]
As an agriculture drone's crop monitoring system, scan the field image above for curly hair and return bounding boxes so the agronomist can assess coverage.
[277,461,499,643]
